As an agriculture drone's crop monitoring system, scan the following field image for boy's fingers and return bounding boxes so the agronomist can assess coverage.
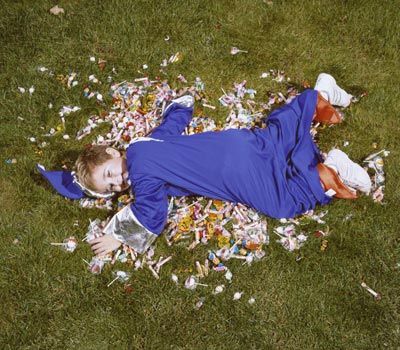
[90,235,112,245]
[93,246,104,254]
[90,242,102,250]
[96,247,110,256]
[92,243,110,254]
[91,244,110,254]
[89,237,101,245]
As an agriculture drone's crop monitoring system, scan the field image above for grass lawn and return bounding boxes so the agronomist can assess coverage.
[1,1,399,349]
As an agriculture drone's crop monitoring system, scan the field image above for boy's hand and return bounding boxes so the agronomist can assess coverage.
[89,235,122,256]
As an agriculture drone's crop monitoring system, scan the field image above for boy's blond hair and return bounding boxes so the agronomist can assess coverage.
[75,145,113,191]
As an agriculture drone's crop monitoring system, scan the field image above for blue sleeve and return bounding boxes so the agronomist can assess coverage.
[130,176,168,235]
[150,104,193,139]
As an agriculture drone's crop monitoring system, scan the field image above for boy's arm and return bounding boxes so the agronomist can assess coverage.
[98,176,168,255]
[149,103,193,139]
[101,204,159,254]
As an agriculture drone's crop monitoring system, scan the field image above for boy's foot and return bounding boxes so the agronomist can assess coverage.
[324,149,371,194]
[314,73,353,108]
[163,95,194,116]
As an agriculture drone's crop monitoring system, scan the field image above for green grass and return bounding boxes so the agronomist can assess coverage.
[1,1,400,349]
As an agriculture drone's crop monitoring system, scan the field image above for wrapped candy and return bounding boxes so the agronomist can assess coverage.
[88,257,106,274]
[171,274,179,284]
[213,285,225,294]
[233,292,243,300]
[274,225,308,252]
[364,149,390,203]
[195,297,205,309]
[225,269,233,282]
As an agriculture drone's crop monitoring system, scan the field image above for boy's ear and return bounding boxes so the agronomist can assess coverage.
[105,147,121,158]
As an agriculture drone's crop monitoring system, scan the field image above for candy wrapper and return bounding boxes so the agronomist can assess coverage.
[363,149,390,203]
[87,257,106,275]
[274,225,308,252]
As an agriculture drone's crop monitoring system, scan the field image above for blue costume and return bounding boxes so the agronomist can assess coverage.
[37,89,332,253]
[110,90,331,252]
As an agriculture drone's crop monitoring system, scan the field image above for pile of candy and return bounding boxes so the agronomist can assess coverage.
[73,70,296,212]
[83,218,174,279]
[35,55,388,302]
[167,197,268,263]
[80,197,269,274]
[68,70,289,285]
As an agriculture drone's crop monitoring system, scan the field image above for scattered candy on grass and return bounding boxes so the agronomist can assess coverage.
[213,285,225,294]
[233,292,243,300]
[33,58,380,298]
[171,274,179,284]
[195,297,205,309]
[49,5,64,15]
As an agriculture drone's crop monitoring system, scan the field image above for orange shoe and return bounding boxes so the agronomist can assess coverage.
[317,163,358,199]
[313,93,343,125]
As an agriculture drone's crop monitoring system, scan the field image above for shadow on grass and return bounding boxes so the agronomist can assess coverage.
[31,149,81,191]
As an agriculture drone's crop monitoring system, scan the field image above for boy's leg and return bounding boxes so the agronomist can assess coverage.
[318,149,371,199]
[313,73,353,125]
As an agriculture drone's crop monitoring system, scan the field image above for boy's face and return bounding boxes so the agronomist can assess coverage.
[90,148,129,194]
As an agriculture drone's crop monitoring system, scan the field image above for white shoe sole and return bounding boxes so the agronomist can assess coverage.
[324,149,372,194]
[315,73,352,108]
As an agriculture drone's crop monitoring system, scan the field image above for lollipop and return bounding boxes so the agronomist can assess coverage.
[230,47,248,55]
[184,275,208,290]
[50,236,78,252]
[107,271,130,287]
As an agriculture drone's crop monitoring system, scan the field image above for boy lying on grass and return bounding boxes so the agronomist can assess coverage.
[39,73,371,256]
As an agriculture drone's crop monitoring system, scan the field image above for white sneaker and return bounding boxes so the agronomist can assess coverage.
[315,73,353,107]
[324,149,372,194]
[163,95,194,116]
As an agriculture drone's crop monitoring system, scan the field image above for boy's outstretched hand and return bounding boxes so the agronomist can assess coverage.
[90,235,122,256]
